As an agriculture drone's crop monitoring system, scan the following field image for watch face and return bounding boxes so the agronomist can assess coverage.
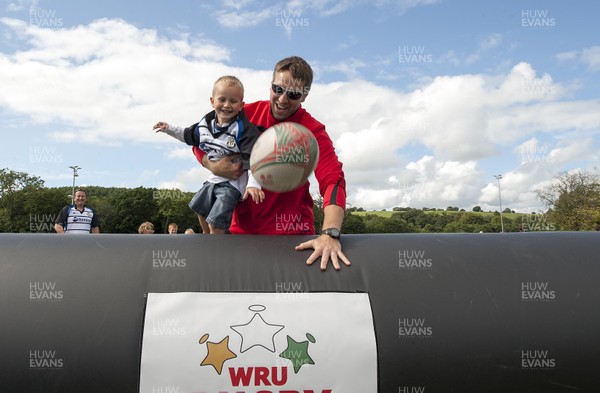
[323,228,340,239]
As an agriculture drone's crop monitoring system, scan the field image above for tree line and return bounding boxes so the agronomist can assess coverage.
[1,168,599,234]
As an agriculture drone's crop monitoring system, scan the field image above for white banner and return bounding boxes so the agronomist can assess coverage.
[139,292,377,393]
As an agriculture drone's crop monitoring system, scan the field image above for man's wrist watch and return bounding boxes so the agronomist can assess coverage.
[321,227,341,239]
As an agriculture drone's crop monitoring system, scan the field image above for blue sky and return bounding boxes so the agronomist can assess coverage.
[1,0,599,212]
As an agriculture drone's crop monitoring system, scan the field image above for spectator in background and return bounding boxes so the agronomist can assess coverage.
[54,189,100,234]
[138,222,155,234]
[184,228,195,234]
[167,223,178,234]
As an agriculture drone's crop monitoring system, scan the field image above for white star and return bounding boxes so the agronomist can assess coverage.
[230,313,285,353]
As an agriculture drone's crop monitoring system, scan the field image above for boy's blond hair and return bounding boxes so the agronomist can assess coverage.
[212,75,244,97]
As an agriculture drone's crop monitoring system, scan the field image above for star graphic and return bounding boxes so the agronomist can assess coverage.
[230,313,284,353]
[279,335,315,373]
[200,335,237,375]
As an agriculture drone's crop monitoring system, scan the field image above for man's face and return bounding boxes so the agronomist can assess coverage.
[270,71,307,121]
[74,191,86,206]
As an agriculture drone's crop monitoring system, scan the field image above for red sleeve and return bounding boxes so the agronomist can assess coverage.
[192,146,205,166]
[312,126,346,210]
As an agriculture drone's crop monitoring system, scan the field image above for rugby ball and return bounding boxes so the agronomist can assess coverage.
[250,122,319,193]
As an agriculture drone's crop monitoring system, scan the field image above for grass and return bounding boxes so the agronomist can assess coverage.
[352,210,524,220]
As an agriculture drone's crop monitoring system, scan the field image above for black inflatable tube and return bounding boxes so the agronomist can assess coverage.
[0,232,598,392]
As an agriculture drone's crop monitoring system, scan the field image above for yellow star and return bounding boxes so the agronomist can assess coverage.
[200,336,237,375]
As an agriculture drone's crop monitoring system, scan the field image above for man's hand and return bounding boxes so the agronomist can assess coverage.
[202,154,243,180]
[295,235,351,271]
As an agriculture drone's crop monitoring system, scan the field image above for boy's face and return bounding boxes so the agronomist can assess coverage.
[270,70,307,121]
[210,83,244,125]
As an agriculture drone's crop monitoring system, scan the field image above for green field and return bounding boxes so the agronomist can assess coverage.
[352,210,524,220]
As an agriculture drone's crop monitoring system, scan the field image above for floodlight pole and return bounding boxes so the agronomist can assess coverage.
[69,166,81,205]
[494,174,505,233]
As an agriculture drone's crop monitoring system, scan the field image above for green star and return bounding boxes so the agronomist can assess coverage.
[278,335,315,373]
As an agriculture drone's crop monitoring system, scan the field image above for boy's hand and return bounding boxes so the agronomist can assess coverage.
[153,122,169,132]
[243,187,265,204]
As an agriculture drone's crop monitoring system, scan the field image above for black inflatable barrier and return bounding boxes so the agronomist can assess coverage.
[0,232,599,392]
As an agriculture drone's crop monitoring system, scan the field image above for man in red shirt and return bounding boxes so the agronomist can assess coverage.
[194,56,350,271]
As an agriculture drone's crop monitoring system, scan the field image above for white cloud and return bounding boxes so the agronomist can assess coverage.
[308,62,599,210]
[479,33,503,51]
[214,8,273,29]
[555,46,600,72]
[163,147,196,160]
[376,0,442,16]
[1,17,599,212]
[350,156,482,210]
[556,50,577,62]
[6,0,36,12]
[582,46,600,72]
[157,166,209,192]
[0,17,242,146]
[213,0,441,32]
[437,33,503,68]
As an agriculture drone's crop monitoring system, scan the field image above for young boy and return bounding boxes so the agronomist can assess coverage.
[154,76,264,234]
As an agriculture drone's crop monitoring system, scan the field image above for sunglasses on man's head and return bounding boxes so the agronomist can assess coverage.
[271,83,303,100]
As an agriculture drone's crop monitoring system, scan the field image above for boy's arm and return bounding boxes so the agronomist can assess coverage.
[154,122,200,146]
[244,172,264,204]
[247,171,261,190]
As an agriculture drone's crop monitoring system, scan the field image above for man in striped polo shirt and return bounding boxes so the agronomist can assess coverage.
[54,189,100,234]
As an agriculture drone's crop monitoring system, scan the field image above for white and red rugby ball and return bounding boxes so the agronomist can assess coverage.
[250,122,319,193]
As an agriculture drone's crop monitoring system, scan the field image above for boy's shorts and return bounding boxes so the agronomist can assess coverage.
[188,182,241,229]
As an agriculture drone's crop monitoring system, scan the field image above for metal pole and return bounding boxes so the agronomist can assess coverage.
[494,175,504,233]
[69,166,80,205]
